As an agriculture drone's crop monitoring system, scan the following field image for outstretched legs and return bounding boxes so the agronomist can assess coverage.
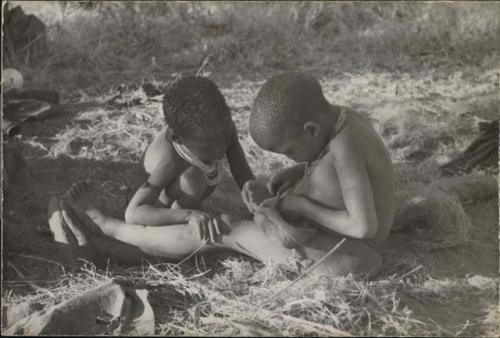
[50,180,381,276]
[50,181,299,267]
[49,196,153,266]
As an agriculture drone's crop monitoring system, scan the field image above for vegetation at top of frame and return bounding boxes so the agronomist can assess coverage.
[4,1,499,93]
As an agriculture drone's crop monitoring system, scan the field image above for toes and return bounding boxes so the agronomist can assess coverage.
[76,181,86,194]
[63,180,92,203]
[67,188,76,201]
[62,186,75,202]
[69,184,81,200]
[74,181,85,194]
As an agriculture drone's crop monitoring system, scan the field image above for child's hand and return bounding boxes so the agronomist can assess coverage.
[212,214,233,236]
[187,210,221,244]
[277,193,304,221]
[267,166,303,196]
[242,180,273,212]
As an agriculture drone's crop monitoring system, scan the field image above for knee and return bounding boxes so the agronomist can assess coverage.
[178,166,209,199]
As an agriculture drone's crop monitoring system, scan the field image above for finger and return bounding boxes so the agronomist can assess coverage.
[271,182,281,196]
[266,179,276,195]
[208,220,215,243]
[71,183,79,195]
[277,181,292,196]
[204,220,210,241]
[242,183,249,201]
[68,188,76,200]
[243,180,251,191]
[214,217,222,236]
[243,188,251,207]
[198,222,204,241]
[243,189,254,213]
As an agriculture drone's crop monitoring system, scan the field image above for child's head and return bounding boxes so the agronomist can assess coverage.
[163,76,233,161]
[250,73,331,162]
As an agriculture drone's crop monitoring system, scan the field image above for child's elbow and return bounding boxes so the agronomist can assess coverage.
[354,221,377,239]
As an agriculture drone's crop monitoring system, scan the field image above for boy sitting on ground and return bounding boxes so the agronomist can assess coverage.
[242,72,396,275]
[126,76,254,241]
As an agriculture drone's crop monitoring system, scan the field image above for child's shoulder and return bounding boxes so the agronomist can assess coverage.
[147,128,174,152]
[143,128,180,170]
[326,108,378,160]
[337,107,374,132]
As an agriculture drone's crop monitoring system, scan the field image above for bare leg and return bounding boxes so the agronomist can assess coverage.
[215,215,301,266]
[63,181,299,266]
[243,180,383,277]
[62,181,382,276]
[221,215,383,276]
[49,196,156,266]
[158,166,215,209]
[64,181,203,259]
[49,196,92,265]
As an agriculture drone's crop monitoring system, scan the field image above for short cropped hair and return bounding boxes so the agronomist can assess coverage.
[250,73,329,149]
[163,76,232,140]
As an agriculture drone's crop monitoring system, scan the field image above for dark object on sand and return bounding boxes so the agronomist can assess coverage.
[2,143,26,193]
[2,279,154,335]
[2,89,63,137]
[440,119,499,175]
[3,4,47,59]
[2,99,60,137]
[4,88,60,104]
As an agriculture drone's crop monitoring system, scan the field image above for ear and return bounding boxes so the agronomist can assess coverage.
[303,121,321,138]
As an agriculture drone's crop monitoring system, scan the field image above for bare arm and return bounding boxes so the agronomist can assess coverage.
[125,157,195,226]
[279,139,378,239]
[226,127,255,189]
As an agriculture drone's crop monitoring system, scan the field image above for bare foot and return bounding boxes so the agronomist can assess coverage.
[63,180,93,213]
[47,195,97,265]
[63,180,108,234]
[48,196,75,245]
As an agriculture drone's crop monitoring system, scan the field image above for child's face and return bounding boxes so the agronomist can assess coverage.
[180,133,231,163]
[271,123,325,163]
[273,134,316,163]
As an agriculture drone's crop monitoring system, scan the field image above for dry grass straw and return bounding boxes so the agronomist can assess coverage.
[6,2,499,93]
[392,163,497,250]
[49,90,163,163]
[5,255,496,336]
[393,183,473,249]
